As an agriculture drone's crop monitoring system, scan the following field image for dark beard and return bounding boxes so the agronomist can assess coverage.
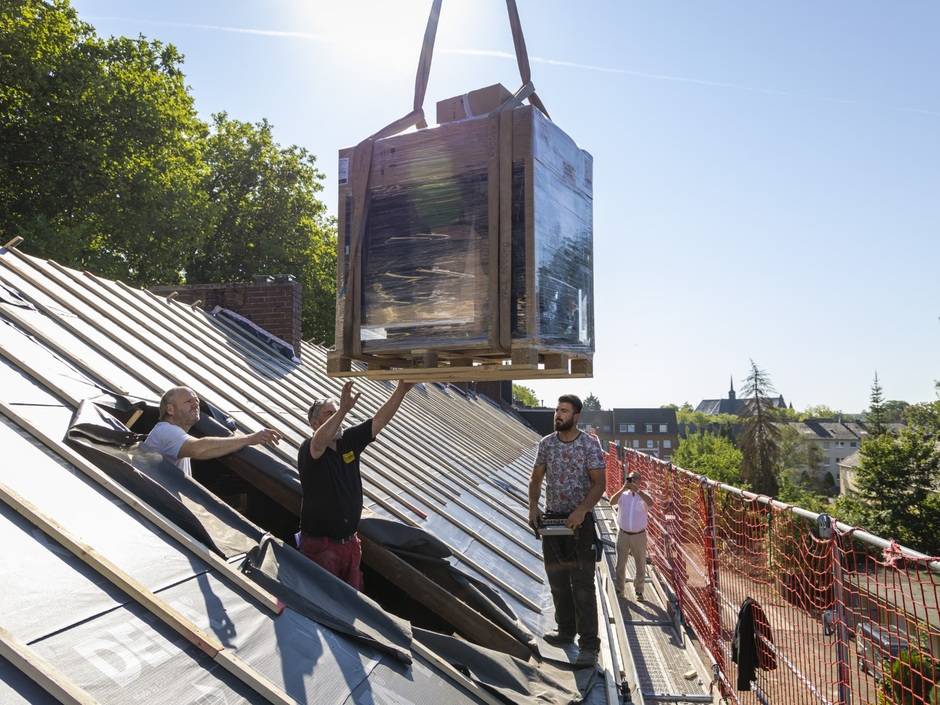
[554,418,575,432]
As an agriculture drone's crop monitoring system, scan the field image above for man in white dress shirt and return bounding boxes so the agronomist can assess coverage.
[608,471,653,600]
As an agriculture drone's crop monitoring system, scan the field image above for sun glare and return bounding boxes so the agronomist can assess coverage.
[293,1,452,75]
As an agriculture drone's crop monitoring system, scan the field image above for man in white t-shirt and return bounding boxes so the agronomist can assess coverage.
[142,386,281,477]
[608,471,653,601]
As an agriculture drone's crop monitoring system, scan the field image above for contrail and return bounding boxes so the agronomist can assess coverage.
[88,16,336,43]
[88,17,940,118]
[445,47,940,117]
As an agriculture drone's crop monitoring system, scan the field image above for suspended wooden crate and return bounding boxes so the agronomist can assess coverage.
[327,4,594,382]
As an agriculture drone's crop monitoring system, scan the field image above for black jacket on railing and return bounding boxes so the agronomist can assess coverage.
[732,597,777,690]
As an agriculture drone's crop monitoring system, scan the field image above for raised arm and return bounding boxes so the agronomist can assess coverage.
[180,428,281,461]
[372,381,413,437]
[608,481,628,506]
[311,382,359,459]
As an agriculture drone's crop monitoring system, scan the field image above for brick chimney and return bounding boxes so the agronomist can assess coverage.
[150,275,302,357]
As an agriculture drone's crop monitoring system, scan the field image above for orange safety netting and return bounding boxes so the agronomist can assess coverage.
[608,447,940,705]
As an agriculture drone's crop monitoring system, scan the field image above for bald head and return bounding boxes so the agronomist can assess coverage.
[159,387,200,429]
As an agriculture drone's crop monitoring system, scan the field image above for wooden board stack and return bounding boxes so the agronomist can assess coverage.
[329,82,594,382]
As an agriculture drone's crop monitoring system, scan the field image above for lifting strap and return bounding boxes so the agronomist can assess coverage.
[342,0,546,357]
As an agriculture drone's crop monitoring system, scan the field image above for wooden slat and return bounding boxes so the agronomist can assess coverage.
[328,360,591,382]
[0,625,99,705]
[0,479,296,705]
[411,640,507,705]
[360,535,530,660]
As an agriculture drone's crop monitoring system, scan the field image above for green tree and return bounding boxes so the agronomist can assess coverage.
[188,113,336,342]
[778,423,825,473]
[672,432,743,485]
[1,0,211,283]
[776,474,830,513]
[1,2,338,341]
[800,404,839,420]
[867,372,887,434]
[838,427,940,554]
[675,407,740,429]
[904,399,940,434]
[512,384,539,408]
[882,399,910,424]
[739,360,781,496]
[777,423,833,502]
[583,393,601,411]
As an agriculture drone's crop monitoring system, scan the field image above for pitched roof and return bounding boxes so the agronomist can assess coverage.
[694,396,787,415]
[838,450,862,468]
[0,248,608,704]
[815,421,861,440]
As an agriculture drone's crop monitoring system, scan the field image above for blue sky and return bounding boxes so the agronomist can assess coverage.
[75,1,940,412]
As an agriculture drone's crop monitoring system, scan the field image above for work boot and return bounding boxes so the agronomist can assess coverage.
[543,630,575,646]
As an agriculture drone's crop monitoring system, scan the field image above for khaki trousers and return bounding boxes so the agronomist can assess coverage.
[615,529,647,597]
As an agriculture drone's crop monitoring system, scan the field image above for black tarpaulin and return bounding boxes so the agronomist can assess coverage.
[242,535,414,664]
[414,628,601,705]
[359,516,538,647]
[66,397,263,558]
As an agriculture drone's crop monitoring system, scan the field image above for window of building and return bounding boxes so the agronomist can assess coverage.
[619,423,628,433]
[838,441,844,447]
[663,440,672,449]
[645,424,653,433]
[646,440,655,449]
[603,426,611,432]
[627,424,635,433]
[850,441,857,447]
[659,424,668,433]
[632,440,640,448]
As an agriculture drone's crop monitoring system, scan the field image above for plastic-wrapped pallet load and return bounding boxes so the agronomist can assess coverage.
[330,1,593,381]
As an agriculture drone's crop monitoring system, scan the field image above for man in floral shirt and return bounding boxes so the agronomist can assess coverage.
[528,394,607,666]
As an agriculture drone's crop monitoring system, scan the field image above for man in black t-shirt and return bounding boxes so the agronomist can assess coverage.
[297,379,412,589]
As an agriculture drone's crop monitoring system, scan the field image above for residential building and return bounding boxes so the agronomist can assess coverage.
[610,408,679,460]
[803,420,861,481]
[515,407,679,460]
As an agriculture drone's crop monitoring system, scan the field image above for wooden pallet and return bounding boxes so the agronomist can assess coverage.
[326,349,592,382]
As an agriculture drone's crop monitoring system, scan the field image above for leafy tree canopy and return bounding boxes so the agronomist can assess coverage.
[512,384,539,408]
[1,0,337,340]
[582,393,601,411]
[672,432,743,486]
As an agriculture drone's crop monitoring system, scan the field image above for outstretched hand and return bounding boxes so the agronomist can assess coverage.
[339,381,361,413]
[251,428,282,446]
